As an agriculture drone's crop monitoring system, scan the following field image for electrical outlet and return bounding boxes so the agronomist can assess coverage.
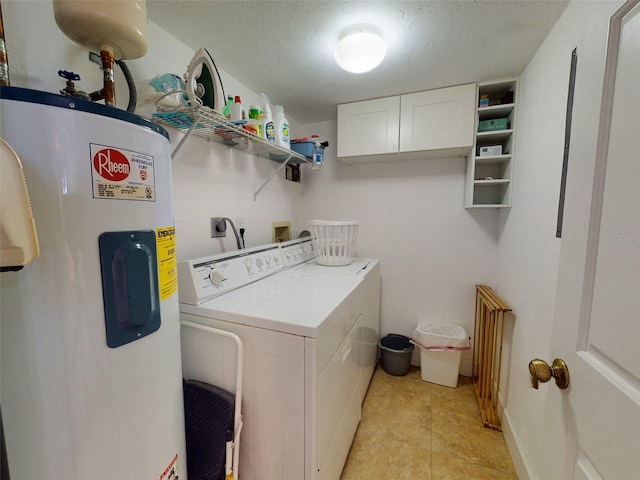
[211,217,227,238]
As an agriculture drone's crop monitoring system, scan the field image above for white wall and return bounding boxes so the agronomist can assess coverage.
[2,0,305,262]
[299,2,624,478]
[300,121,501,373]
[4,1,624,477]
[494,1,623,479]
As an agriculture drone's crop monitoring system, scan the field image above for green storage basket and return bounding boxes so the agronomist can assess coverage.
[478,118,508,132]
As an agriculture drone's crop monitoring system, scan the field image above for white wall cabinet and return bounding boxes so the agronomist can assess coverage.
[336,96,400,158]
[464,79,518,208]
[337,84,476,164]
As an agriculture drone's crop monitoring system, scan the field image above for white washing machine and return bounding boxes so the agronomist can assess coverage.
[178,238,380,480]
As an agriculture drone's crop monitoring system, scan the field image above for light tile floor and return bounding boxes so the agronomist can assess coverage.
[340,365,518,480]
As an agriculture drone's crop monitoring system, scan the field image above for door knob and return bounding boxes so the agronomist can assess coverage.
[528,358,570,390]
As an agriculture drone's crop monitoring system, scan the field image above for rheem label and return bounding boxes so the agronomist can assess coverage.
[90,144,156,201]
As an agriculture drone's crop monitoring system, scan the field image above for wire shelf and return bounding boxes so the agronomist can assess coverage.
[152,107,310,164]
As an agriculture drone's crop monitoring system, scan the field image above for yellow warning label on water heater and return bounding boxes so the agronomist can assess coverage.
[156,226,177,301]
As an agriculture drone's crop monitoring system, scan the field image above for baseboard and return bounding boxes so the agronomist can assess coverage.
[502,407,533,480]
[410,348,420,366]
[459,357,473,377]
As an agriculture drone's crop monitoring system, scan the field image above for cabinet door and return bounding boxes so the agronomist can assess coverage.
[337,96,400,158]
[399,84,475,153]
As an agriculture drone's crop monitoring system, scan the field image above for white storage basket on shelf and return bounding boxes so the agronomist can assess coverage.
[308,219,361,266]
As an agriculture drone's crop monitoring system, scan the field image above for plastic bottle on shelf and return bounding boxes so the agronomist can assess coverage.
[261,100,275,142]
[312,136,323,170]
[230,95,243,122]
[272,105,290,149]
[223,95,234,119]
[259,93,275,142]
[247,104,263,137]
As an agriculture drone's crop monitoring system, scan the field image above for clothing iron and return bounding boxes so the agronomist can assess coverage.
[184,47,225,113]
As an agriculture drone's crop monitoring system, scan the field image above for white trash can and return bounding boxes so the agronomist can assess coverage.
[411,322,470,388]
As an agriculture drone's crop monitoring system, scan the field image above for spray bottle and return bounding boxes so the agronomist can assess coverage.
[222,95,234,119]
[247,105,263,137]
[311,135,323,170]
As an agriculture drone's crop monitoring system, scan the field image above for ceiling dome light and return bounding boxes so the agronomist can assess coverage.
[334,24,387,74]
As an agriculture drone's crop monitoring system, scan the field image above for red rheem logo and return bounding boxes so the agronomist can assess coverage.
[93,148,130,181]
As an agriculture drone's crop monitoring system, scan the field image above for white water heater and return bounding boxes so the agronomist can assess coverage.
[0,87,186,479]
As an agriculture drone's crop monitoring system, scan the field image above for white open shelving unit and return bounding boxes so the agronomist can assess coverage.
[465,79,518,208]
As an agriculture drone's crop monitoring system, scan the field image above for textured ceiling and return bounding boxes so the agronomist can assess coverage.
[147,0,569,124]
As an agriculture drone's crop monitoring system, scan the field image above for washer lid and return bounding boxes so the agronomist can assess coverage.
[295,258,377,276]
[180,272,361,338]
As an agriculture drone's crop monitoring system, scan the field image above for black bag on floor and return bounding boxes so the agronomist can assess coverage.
[183,379,235,480]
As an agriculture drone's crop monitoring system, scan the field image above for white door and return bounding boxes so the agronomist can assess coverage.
[536,2,640,478]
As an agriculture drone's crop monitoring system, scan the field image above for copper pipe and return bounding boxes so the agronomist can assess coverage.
[89,89,106,102]
[0,1,9,86]
[100,49,115,106]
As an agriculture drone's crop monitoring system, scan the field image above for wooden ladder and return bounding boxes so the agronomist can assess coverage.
[473,285,512,431]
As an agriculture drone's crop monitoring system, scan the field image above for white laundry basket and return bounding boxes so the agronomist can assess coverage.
[308,220,361,266]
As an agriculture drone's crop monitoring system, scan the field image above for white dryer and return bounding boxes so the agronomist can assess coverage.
[178,238,380,480]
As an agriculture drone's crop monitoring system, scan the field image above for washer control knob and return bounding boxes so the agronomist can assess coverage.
[209,269,226,287]
[244,258,254,273]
